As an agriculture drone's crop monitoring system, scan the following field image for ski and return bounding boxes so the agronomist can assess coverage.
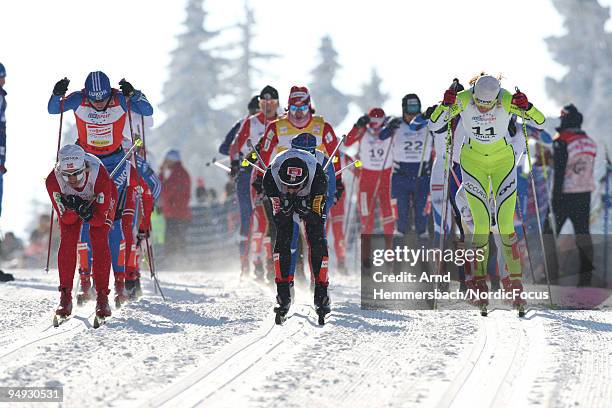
[517,304,526,318]
[53,314,71,327]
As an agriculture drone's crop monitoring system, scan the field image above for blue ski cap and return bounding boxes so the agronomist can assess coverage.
[85,71,111,101]
[0,63,5,78]
[164,148,181,162]
[291,133,317,154]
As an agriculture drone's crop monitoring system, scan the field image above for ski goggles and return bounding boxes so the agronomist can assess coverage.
[368,117,385,128]
[61,168,86,182]
[289,105,309,113]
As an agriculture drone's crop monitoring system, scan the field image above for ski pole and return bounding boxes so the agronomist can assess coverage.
[434,108,456,311]
[417,129,431,178]
[213,159,232,173]
[205,156,229,167]
[604,147,611,284]
[335,159,362,177]
[45,93,66,273]
[246,139,269,172]
[323,134,346,171]
[517,92,553,306]
[144,234,166,301]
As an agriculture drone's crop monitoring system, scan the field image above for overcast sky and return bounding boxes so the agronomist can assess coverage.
[1,0,610,238]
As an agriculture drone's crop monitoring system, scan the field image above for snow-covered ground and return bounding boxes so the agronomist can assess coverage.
[0,268,611,408]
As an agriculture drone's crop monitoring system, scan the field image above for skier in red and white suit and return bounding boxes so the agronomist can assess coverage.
[229,86,280,279]
[345,108,395,236]
[46,144,117,319]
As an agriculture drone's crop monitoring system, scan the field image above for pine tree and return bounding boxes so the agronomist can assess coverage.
[545,0,611,111]
[226,1,278,117]
[153,0,233,188]
[354,68,389,113]
[309,35,351,128]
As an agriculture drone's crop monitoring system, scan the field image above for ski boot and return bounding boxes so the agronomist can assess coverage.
[76,274,93,306]
[501,276,512,293]
[459,280,467,293]
[467,279,489,316]
[53,287,73,327]
[253,260,265,282]
[114,279,129,309]
[94,290,112,328]
[125,279,138,301]
[314,283,331,326]
[274,282,292,325]
[510,279,527,317]
[240,261,250,281]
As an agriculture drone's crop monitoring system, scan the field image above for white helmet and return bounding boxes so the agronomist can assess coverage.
[58,144,86,180]
[472,75,500,109]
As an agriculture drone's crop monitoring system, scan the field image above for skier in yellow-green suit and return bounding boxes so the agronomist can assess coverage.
[429,74,545,311]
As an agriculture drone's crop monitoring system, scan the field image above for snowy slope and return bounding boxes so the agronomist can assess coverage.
[0,269,611,408]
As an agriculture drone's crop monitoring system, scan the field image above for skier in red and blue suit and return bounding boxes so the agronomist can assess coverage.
[48,71,153,305]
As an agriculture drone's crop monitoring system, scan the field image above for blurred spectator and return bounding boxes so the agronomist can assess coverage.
[23,214,56,267]
[159,149,192,261]
[552,104,597,286]
[195,177,207,204]
[0,231,23,263]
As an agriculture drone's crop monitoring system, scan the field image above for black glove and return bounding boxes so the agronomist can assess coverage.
[294,197,310,216]
[63,195,85,211]
[423,105,438,120]
[280,196,295,215]
[252,176,263,194]
[230,160,241,178]
[335,178,345,202]
[387,117,402,131]
[355,114,370,128]
[53,78,70,96]
[77,202,93,222]
[119,79,135,98]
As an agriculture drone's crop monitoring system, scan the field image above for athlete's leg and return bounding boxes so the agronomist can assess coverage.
[460,145,492,278]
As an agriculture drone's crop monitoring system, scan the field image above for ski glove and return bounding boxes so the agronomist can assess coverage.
[387,117,402,131]
[77,202,93,222]
[63,195,85,211]
[442,89,457,106]
[53,78,70,96]
[423,105,438,120]
[355,114,370,128]
[119,79,135,98]
[335,178,345,202]
[512,91,529,110]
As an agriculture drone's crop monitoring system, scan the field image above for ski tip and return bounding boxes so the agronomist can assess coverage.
[52,315,59,327]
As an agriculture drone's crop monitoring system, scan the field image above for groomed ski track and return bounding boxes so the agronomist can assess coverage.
[0,268,611,407]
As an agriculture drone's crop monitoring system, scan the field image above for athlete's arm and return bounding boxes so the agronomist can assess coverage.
[47,91,82,114]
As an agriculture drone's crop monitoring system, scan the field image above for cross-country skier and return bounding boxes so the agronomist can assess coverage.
[429,73,545,315]
[289,133,337,282]
[262,149,330,325]
[345,107,395,237]
[0,62,7,218]
[379,94,432,239]
[48,72,153,306]
[46,144,117,321]
[229,86,279,279]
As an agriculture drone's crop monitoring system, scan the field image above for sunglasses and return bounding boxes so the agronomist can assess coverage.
[289,105,309,113]
[61,168,85,182]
